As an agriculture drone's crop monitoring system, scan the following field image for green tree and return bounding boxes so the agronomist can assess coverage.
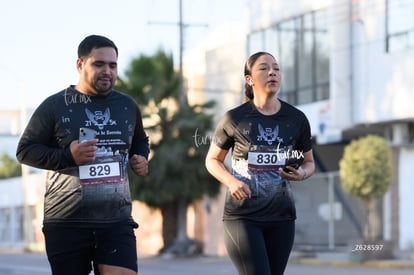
[339,135,392,242]
[116,49,220,255]
[0,152,22,179]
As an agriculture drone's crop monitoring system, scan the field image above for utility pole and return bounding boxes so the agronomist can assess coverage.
[148,0,207,106]
[178,0,184,106]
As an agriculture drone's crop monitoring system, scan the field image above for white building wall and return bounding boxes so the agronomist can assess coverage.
[0,178,24,207]
[399,148,414,250]
[0,173,45,249]
[351,1,414,124]
[328,0,353,142]
[0,178,24,247]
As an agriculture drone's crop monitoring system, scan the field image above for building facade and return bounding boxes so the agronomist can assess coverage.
[194,0,414,258]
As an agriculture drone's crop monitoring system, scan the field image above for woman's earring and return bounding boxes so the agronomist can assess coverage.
[249,80,253,86]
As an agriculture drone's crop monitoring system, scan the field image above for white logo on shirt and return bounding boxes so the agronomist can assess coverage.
[85,108,116,130]
[257,124,283,145]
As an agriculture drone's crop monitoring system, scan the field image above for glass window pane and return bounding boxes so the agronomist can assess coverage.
[281,90,297,105]
[16,206,25,241]
[278,20,297,92]
[248,8,330,105]
[248,31,264,55]
[316,83,330,101]
[298,14,313,88]
[264,28,280,57]
[0,208,10,242]
[297,87,313,105]
[315,10,330,84]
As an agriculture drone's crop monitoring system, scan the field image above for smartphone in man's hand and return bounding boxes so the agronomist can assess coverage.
[79,128,96,143]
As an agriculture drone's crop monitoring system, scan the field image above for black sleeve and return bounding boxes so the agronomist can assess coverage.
[16,97,76,170]
[212,112,235,151]
[298,115,313,153]
[129,104,150,159]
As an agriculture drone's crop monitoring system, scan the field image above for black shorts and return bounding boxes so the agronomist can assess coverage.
[42,223,138,275]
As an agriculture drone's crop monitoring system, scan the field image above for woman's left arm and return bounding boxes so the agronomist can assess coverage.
[279,149,315,181]
[298,149,315,180]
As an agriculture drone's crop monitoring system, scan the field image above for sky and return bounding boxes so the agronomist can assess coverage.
[0,0,247,111]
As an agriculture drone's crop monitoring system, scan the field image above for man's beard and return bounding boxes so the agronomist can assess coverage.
[93,78,113,95]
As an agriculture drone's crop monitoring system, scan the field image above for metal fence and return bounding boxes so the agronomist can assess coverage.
[293,171,366,251]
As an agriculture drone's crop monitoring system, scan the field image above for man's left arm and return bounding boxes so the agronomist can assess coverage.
[129,105,149,176]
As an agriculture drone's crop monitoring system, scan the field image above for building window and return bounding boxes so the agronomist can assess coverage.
[386,0,414,52]
[247,8,330,105]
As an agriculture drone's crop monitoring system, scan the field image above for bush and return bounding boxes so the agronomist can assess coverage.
[339,135,392,246]
[0,152,22,178]
[339,135,391,200]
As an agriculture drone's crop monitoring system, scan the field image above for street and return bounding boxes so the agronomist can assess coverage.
[0,252,413,275]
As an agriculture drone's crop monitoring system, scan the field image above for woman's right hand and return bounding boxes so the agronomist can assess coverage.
[228,179,251,200]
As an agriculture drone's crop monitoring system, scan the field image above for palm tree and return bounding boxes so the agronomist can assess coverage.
[116,49,220,255]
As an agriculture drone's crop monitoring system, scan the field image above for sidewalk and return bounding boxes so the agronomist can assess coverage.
[139,255,236,275]
[289,250,414,269]
[138,252,414,275]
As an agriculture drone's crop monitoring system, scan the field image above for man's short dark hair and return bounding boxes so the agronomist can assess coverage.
[78,35,118,58]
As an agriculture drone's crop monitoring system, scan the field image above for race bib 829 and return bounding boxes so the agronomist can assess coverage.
[79,161,122,185]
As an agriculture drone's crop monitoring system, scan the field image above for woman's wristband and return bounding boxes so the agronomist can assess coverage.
[301,167,307,181]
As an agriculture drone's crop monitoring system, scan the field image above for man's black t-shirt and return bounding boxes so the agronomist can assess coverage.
[16,86,149,227]
[212,100,312,222]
